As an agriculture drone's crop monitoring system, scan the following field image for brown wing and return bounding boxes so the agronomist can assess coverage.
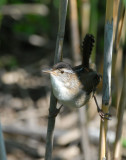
[78,70,100,94]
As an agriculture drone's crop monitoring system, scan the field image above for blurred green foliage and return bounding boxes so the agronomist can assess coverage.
[2,0,59,36]
[0,0,60,68]
[0,0,6,5]
[0,56,18,69]
[7,0,57,5]
[53,0,59,9]
[123,0,126,6]
[0,0,107,69]
[13,15,50,35]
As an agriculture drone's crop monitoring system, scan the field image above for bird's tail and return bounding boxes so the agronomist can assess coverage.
[82,34,95,68]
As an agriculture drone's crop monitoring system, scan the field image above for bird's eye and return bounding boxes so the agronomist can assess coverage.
[61,70,64,74]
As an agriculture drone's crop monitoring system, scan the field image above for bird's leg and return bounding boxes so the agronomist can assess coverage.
[92,91,111,121]
[48,104,63,118]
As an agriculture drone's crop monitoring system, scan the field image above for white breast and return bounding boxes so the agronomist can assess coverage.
[50,75,90,108]
[50,75,73,101]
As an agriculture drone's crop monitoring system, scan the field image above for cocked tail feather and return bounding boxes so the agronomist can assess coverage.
[82,34,95,68]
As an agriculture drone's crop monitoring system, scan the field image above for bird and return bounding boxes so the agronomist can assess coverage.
[43,34,111,120]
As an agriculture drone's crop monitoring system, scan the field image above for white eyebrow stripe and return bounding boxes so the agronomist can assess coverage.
[62,68,74,73]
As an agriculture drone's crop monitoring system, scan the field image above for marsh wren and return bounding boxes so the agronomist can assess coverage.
[43,34,111,120]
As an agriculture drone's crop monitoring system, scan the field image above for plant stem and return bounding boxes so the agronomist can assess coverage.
[112,0,125,113]
[45,1,68,160]
[113,54,126,160]
[99,0,114,159]
[54,0,68,64]
[89,0,98,63]
[0,123,7,160]
[81,0,90,38]
[69,1,90,160]
[69,0,81,63]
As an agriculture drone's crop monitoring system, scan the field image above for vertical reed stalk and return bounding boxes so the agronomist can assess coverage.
[112,0,125,112]
[113,0,120,42]
[81,0,90,38]
[113,3,126,159]
[0,123,7,160]
[69,1,90,160]
[99,0,113,159]
[113,54,126,159]
[81,0,92,159]
[69,0,81,63]
[45,1,68,160]
[89,0,98,63]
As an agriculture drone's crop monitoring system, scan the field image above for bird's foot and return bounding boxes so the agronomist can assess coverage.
[93,93,112,121]
[98,108,112,121]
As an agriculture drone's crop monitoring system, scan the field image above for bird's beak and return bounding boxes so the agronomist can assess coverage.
[42,69,52,74]
[42,69,57,76]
